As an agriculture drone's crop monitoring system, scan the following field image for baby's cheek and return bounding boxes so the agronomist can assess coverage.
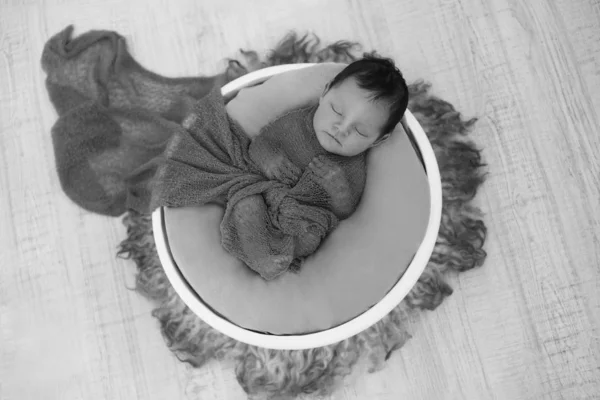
[314,107,331,131]
[342,142,364,157]
[312,111,323,131]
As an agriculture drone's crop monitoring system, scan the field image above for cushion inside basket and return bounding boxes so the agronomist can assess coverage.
[162,64,430,334]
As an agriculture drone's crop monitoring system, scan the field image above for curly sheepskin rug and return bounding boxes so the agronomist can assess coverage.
[118,33,488,399]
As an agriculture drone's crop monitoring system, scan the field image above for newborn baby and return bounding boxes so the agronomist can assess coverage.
[231,54,409,279]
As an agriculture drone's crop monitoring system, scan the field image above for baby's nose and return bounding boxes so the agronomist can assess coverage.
[333,124,349,138]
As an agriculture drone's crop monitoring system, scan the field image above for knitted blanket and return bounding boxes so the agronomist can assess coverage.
[132,88,365,280]
[42,26,232,216]
[42,26,365,279]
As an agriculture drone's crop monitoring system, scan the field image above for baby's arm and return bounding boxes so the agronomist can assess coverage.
[248,134,302,186]
[306,154,366,219]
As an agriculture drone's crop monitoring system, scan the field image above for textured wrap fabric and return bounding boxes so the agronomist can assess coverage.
[42,26,367,279]
[41,25,232,216]
[137,87,366,279]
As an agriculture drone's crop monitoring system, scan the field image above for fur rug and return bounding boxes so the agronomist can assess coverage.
[118,33,488,399]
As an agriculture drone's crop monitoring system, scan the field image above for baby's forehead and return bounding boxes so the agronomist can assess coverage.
[330,80,382,104]
[334,87,389,111]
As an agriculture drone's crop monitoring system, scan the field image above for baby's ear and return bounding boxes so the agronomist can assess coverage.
[319,82,330,105]
[371,133,391,148]
[321,81,331,97]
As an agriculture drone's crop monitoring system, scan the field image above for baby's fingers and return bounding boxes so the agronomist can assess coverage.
[281,162,302,185]
[308,159,327,177]
[314,156,330,167]
[283,160,301,175]
[291,162,303,175]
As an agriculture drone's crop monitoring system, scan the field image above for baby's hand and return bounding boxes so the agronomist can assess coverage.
[308,155,349,192]
[249,138,302,186]
[308,155,353,216]
[263,154,302,186]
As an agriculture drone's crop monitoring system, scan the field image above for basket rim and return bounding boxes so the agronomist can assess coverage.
[152,63,443,350]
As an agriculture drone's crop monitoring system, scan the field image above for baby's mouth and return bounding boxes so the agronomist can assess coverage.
[326,132,342,146]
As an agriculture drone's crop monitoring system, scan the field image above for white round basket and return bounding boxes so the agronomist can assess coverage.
[152,63,442,350]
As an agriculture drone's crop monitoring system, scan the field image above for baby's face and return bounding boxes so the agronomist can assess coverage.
[313,77,389,157]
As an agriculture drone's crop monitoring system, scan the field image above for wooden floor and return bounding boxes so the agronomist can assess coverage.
[1,0,599,399]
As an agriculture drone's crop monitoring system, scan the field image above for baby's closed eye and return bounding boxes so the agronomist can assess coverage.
[330,103,368,138]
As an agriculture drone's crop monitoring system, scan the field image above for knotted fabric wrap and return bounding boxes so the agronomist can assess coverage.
[133,87,366,279]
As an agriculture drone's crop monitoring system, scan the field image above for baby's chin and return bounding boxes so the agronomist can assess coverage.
[316,130,343,155]
[324,147,346,156]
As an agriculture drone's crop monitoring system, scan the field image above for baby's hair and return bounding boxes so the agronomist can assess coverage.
[328,52,409,136]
